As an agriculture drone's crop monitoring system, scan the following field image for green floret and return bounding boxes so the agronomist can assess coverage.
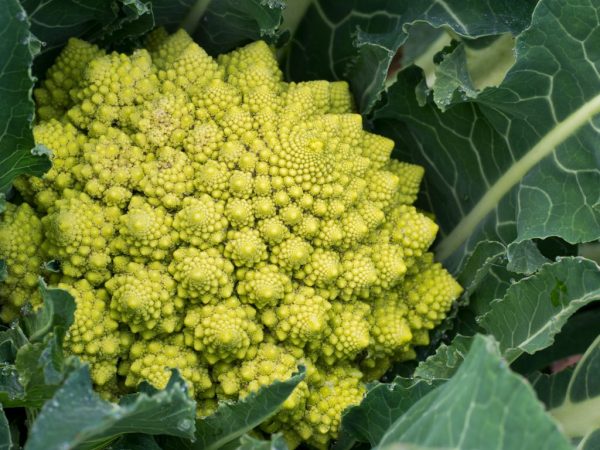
[304,365,365,448]
[112,196,179,261]
[121,335,214,400]
[183,297,263,363]
[313,301,371,365]
[169,247,234,302]
[41,190,118,284]
[224,228,268,267]
[73,127,145,207]
[262,287,331,346]
[105,262,180,338]
[236,263,293,309]
[0,203,43,321]
[61,279,130,387]
[173,195,228,248]
[15,120,86,212]
[34,38,105,120]
[5,28,465,448]
[67,49,158,132]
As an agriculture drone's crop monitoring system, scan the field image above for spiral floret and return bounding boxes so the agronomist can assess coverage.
[216,343,307,405]
[305,365,365,448]
[236,264,292,309]
[402,256,463,332]
[138,146,195,208]
[105,262,180,338]
[316,301,371,364]
[183,297,263,363]
[122,335,213,399]
[386,205,439,263]
[61,280,128,386]
[68,49,158,132]
[74,127,144,207]
[34,38,105,120]
[16,120,86,212]
[41,190,117,284]
[224,228,268,267]
[169,247,234,302]
[113,197,179,261]
[262,287,331,346]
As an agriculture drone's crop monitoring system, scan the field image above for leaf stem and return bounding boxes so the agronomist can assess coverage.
[436,92,600,261]
[181,0,212,35]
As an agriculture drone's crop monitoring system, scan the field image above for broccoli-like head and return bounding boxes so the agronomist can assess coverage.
[1,28,464,447]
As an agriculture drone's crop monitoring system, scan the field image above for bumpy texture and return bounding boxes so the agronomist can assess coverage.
[0,203,43,322]
[0,29,463,448]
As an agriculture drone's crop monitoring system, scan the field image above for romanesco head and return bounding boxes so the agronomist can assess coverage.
[0,28,464,448]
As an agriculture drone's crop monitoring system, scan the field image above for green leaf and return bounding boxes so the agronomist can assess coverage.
[0,406,11,450]
[21,280,75,343]
[479,257,600,362]
[0,365,25,407]
[286,0,536,113]
[191,0,286,56]
[0,0,50,194]
[96,0,155,49]
[236,433,288,450]
[413,335,474,381]
[151,0,195,30]
[0,326,28,363]
[338,377,442,448]
[376,335,571,450]
[431,42,477,111]
[169,366,305,450]
[376,0,600,274]
[0,282,76,408]
[0,262,6,284]
[13,334,67,408]
[531,335,600,444]
[512,308,600,375]
[579,429,600,450]
[22,0,177,74]
[107,433,163,450]
[26,366,196,450]
[506,240,550,274]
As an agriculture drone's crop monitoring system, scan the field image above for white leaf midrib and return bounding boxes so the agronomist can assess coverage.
[436,92,600,261]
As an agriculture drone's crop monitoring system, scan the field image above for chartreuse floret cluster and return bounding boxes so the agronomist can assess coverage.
[0,29,463,448]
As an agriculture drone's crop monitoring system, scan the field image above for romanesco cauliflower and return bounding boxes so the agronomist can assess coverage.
[0,29,463,448]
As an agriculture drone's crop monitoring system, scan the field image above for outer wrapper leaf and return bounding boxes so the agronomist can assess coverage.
[165,367,305,450]
[107,434,163,450]
[25,367,196,450]
[21,280,75,343]
[0,280,76,408]
[22,0,194,73]
[337,377,443,448]
[531,335,600,445]
[286,0,536,113]
[512,308,600,375]
[480,257,600,362]
[236,433,288,450]
[375,0,600,276]
[375,335,571,450]
[0,407,11,450]
[0,0,50,194]
[192,0,285,56]
[413,335,474,381]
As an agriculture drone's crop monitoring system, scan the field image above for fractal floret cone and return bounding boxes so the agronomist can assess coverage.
[0,29,463,448]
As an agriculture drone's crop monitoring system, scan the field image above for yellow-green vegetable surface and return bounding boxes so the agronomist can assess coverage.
[1,29,462,448]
